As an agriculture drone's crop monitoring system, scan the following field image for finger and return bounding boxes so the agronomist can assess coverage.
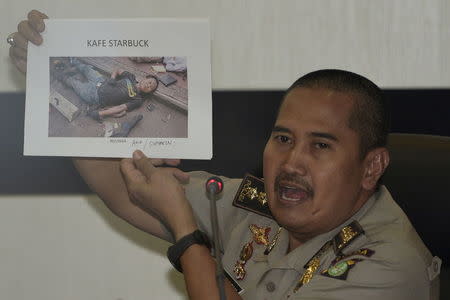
[9,46,27,60]
[28,10,48,33]
[12,32,29,51]
[9,51,27,74]
[18,20,42,45]
[149,158,180,166]
[163,159,181,166]
[132,150,157,179]
[149,158,165,166]
[28,9,49,20]
[120,158,147,187]
[171,168,190,184]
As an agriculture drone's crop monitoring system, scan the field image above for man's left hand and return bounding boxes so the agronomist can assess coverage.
[120,150,198,240]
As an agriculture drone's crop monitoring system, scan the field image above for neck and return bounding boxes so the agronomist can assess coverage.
[287,232,314,252]
[286,189,374,253]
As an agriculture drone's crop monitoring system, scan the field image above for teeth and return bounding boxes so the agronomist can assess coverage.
[281,194,300,201]
[280,186,307,202]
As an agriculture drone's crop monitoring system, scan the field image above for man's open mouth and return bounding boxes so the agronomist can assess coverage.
[278,184,311,203]
[274,173,314,205]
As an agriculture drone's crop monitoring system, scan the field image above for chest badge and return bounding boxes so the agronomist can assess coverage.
[249,224,271,245]
[327,261,349,277]
[233,241,254,280]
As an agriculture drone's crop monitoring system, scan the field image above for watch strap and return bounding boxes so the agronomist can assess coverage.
[167,230,211,272]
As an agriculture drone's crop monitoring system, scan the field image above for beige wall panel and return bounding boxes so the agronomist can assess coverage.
[0,195,187,300]
[2,0,449,91]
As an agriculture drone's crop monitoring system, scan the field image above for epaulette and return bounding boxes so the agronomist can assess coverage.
[233,174,273,219]
[291,221,368,293]
[320,248,375,281]
[332,220,364,255]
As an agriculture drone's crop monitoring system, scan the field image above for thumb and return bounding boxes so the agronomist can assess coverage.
[120,158,147,187]
[171,168,190,184]
[132,150,156,179]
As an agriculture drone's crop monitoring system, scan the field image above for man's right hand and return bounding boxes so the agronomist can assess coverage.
[9,10,48,74]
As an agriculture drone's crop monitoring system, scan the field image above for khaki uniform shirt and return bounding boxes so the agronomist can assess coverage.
[184,171,441,300]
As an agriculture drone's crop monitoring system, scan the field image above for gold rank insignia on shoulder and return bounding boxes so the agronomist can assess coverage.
[233,174,273,219]
[332,220,364,255]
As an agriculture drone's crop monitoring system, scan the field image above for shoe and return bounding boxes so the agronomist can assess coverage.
[111,114,143,137]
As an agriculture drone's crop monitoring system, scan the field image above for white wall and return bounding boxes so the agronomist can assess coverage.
[0,195,187,300]
[2,0,450,92]
[1,1,449,299]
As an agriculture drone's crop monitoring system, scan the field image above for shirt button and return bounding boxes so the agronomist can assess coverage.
[266,281,276,292]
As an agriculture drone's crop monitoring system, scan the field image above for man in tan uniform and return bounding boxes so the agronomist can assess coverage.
[183,171,440,299]
[9,10,441,299]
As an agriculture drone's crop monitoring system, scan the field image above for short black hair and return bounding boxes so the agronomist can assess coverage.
[282,69,390,159]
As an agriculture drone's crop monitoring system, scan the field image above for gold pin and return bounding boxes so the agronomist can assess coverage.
[249,224,271,245]
[264,227,282,255]
[294,257,320,292]
[233,241,253,280]
[293,241,332,293]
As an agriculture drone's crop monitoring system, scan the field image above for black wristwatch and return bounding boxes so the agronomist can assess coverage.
[167,230,212,272]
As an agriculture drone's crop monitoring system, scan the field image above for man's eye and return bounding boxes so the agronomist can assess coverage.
[315,142,330,149]
[275,135,291,144]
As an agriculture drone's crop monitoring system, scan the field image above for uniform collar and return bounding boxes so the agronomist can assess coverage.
[267,190,379,271]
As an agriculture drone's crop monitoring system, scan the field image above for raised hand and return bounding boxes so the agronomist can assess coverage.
[8,10,48,74]
[120,150,197,240]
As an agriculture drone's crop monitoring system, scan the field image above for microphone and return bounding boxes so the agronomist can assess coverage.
[206,176,224,195]
[206,176,226,300]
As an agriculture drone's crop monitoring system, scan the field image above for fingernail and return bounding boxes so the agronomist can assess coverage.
[133,150,143,160]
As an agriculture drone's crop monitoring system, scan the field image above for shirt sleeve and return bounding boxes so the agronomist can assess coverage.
[183,171,248,249]
[125,99,144,111]
[117,71,137,83]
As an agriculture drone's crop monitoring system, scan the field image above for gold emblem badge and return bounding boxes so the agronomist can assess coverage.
[264,227,282,255]
[233,241,254,280]
[332,221,364,254]
[239,180,267,205]
[293,241,332,293]
[249,224,271,245]
[232,174,273,218]
[294,256,320,292]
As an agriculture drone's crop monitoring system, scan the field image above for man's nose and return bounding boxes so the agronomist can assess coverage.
[281,145,308,176]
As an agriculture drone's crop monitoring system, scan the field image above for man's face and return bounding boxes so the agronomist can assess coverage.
[138,78,158,94]
[263,87,369,245]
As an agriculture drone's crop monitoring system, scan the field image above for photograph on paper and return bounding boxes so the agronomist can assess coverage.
[24,19,212,159]
[48,56,188,138]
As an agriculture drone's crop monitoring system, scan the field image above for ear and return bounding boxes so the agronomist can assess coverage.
[362,148,390,191]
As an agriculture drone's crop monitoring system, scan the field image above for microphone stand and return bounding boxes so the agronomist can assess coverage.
[208,182,227,300]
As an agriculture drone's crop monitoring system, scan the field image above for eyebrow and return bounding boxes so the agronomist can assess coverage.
[309,132,338,142]
[272,126,338,142]
[272,126,292,134]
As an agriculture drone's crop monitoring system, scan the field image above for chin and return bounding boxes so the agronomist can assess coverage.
[270,200,305,225]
